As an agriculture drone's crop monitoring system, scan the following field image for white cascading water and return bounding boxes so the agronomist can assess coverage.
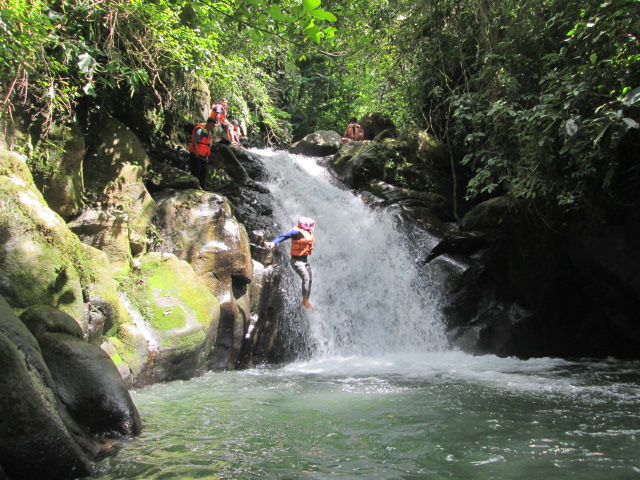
[258,149,448,358]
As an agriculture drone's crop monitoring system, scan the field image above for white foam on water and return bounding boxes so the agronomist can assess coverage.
[258,149,448,358]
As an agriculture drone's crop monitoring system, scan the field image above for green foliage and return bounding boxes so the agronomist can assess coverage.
[391,0,640,222]
[3,0,639,225]
[0,0,338,145]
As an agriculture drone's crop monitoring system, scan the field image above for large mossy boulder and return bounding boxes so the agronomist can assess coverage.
[460,196,515,239]
[328,141,400,189]
[151,189,253,285]
[83,115,156,263]
[359,112,397,140]
[289,130,342,157]
[0,149,88,321]
[30,122,85,220]
[116,252,220,386]
[151,189,253,370]
[1,147,152,387]
[67,208,134,275]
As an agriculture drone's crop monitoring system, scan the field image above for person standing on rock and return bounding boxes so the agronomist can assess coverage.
[265,217,316,309]
[188,117,217,188]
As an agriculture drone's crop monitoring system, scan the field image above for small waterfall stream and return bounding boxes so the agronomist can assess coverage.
[259,149,448,358]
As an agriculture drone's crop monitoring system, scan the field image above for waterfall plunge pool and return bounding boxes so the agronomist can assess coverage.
[95,352,640,479]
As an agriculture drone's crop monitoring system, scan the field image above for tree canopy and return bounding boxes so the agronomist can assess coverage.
[1,0,639,224]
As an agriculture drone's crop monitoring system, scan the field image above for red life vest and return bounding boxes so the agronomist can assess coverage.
[290,228,314,257]
[210,104,227,124]
[189,124,211,157]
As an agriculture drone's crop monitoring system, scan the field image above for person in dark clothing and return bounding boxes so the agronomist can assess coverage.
[265,216,316,309]
[188,117,216,188]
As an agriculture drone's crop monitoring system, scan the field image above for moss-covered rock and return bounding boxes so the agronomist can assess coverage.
[29,122,85,220]
[83,115,156,258]
[80,244,135,338]
[0,149,89,320]
[68,208,133,276]
[152,189,253,284]
[329,141,399,189]
[117,252,220,385]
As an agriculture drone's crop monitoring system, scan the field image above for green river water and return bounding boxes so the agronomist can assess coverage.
[95,353,640,480]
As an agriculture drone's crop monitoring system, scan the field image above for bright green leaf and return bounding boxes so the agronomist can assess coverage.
[268,5,288,22]
[302,0,321,13]
[311,9,337,21]
[323,27,336,38]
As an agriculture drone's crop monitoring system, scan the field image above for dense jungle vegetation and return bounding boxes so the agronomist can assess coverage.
[1,0,639,227]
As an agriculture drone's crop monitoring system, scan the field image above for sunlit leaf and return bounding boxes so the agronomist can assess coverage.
[268,5,288,22]
[311,9,336,21]
[83,82,96,96]
[77,53,97,76]
[323,27,336,38]
[302,0,321,13]
[565,119,578,136]
[622,87,640,106]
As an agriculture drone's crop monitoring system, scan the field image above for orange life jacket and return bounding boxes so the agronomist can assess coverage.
[210,104,227,124]
[290,228,314,257]
[189,124,211,157]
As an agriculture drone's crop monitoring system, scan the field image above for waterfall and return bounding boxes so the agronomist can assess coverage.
[258,149,448,358]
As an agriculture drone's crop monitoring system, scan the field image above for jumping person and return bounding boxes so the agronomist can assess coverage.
[341,117,365,144]
[188,117,217,188]
[265,217,316,309]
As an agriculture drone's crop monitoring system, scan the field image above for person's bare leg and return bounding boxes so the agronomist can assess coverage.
[302,297,315,309]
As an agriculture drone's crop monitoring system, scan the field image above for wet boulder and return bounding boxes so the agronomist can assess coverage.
[359,112,397,140]
[0,330,94,480]
[289,130,342,157]
[145,161,200,193]
[208,143,250,190]
[151,189,254,370]
[20,305,142,437]
[368,180,454,223]
[460,196,515,239]
[115,252,220,386]
[151,189,253,285]
[1,294,142,480]
[328,141,399,189]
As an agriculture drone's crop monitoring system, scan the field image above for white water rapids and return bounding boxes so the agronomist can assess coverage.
[259,148,448,358]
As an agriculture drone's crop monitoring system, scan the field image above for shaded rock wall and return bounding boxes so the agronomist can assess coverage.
[0,295,140,480]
